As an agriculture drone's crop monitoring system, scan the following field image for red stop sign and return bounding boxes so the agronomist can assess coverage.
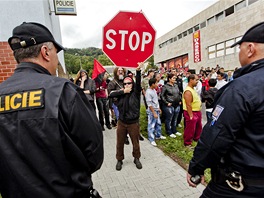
[103,11,156,68]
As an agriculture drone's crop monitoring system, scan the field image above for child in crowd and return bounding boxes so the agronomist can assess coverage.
[146,78,166,146]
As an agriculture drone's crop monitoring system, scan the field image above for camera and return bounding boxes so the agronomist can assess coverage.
[191,175,201,185]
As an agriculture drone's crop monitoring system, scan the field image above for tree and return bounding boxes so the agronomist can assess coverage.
[97,54,113,66]
[64,47,110,75]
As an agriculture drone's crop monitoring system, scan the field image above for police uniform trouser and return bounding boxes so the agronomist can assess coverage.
[200,180,264,198]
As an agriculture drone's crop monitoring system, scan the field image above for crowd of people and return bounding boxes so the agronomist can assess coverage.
[2,21,264,198]
[73,59,237,151]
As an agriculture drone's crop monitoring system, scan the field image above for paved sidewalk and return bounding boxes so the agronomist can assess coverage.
[92,128,205,198]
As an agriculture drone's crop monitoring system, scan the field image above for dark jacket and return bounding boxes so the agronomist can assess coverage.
[188,58,264,179]
[109,70,141,124]
[160,83,181,107]
[76,77,96,101]
[201,87,218,109]
[176,76,183,93]
[0,62,103,198]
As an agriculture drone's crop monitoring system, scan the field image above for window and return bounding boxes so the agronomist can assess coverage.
[235,36,242,53]
[216,12,224,21]
[178,34,182,40]
[194,24,199,31]
[200,21,206,29]
[225,6,234,17]
[207,17,215,25]
[208,45,216,59]
[225,39,235,55]
[183,31,187,37]
[248,0,259,5]
[216,42,225,57]
[169,38,173,43]
[188,28,193,34]
[235,0,246,11]
[173,36,177,42]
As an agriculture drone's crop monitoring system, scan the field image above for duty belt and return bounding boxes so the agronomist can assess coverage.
[212,167,264,191]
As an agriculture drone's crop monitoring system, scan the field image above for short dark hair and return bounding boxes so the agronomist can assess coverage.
[208,79,217,87]
[147,69,155,76]
[167,73,175,82]
[218,72,225,78]
[149,78,157,87]
[188,74,196,82]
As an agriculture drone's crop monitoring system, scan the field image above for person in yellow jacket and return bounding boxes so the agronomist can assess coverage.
[182,74,202,147]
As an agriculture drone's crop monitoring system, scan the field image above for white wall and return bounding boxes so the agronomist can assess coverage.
[0,0,65,72]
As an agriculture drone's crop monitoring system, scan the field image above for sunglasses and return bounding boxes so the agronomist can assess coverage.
[123,82,132,85]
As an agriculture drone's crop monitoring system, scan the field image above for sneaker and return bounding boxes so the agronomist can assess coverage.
[175,132,182,136]
[169,134,176,138]
[156,135,166,140]
[124,137,129,145]
[150,141,157,146]
[116,160,123,171]
[106,124,112,130]
[134,158,142,169]
[177,124,182,128]
[139,134,144,141]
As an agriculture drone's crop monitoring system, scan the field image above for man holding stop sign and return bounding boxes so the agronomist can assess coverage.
[104,11,156,170]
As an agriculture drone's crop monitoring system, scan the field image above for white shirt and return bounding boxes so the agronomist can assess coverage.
[216,79,227,89]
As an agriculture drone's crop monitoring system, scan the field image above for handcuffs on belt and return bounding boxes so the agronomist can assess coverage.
[225,171,244,192]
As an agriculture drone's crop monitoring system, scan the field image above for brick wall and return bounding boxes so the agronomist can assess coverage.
[0,42,68,82]
[0,41,17,83]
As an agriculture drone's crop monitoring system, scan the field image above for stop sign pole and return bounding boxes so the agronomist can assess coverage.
[102,11,156,68]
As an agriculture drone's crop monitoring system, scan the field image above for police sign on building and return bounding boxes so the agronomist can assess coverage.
[53,0,77,15]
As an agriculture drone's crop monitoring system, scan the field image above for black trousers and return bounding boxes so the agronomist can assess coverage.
[96,98,110,126]
[201,180,264,198]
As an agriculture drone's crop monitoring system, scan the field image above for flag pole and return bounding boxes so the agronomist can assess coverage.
[106,71,122,89]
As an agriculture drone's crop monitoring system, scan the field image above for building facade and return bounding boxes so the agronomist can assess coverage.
[0,0,65,83]
[154,0,264,73]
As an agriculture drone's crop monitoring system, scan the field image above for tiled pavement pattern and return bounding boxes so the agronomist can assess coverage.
[92,127,205,198]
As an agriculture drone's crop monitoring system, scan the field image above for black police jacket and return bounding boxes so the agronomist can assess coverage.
[0,62,103,198]
[109,70,141,124]
[189,58,264,178]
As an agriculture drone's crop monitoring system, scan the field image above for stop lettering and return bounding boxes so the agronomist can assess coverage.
[103,11,156,67]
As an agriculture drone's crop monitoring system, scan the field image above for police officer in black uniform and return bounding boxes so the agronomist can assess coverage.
[187,22,264,197]
[0,22,103,198]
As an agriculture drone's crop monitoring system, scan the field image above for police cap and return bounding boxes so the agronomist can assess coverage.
[8,22,65,52]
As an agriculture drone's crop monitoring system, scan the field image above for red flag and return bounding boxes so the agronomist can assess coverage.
[92,59,106,83]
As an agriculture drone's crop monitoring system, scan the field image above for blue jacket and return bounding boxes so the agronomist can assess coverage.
[189,58,264,179]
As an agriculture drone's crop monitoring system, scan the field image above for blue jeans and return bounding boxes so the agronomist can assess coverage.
[147,109,162,142]
[163,105,180,135]
[112,103,119,120]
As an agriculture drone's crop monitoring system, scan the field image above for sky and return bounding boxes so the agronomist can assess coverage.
[59,0,218,49]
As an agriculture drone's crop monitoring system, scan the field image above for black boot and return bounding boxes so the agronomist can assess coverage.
[106,124,112,129]
[116,160,123,171]
[139,134,144,141]
[134,158,142,169]
[111,119,117,127]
